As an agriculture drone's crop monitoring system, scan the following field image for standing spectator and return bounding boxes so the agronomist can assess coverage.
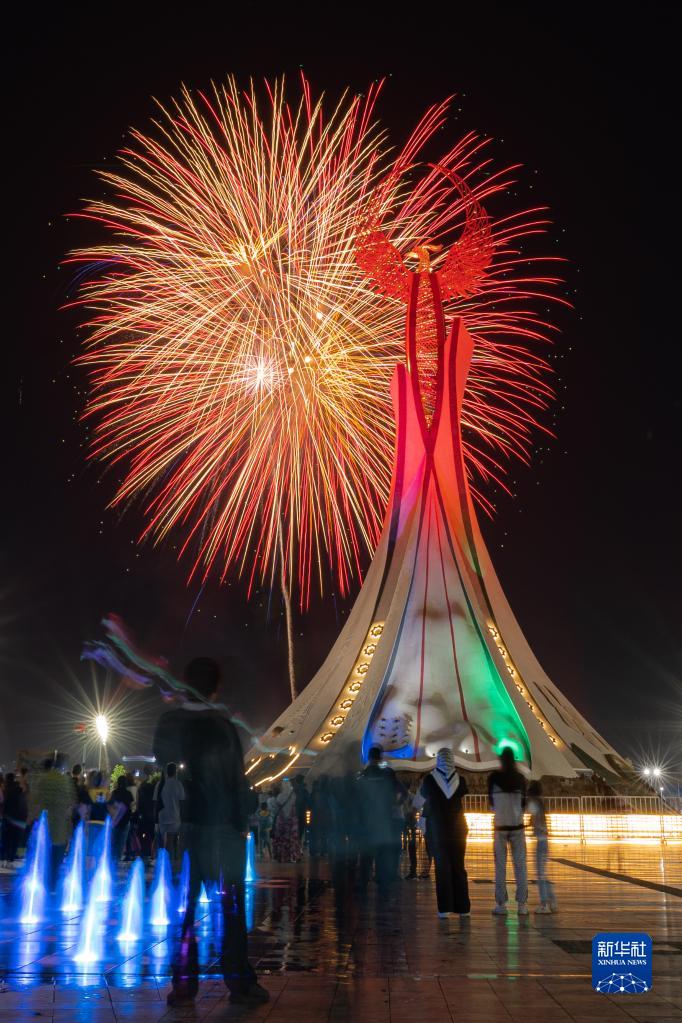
[154,657,267,1008]
[29,758,74,892]
[70,764,83,828]
[109,775,134,863]
[272,779,301,862]
[308,778,329,860]
[292,776,309,850]
[488,747,528,915]
[86,771,109,864]
[356,746,404,894]
[389,787,408,881]
[266,788,279,820]
[418,821,434,879]
[1,773,28,866]
[154,763,185,864]
[124,773,140,860]
[403,782,419,880]
[256,798,272,860]
[419,748,470,918]
[74,772,92,827]
[136,766,156,864]
[527,780,557,913]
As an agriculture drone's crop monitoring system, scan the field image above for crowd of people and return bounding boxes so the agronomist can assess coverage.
[0,656,558,1010]
[254,744,556,919]
[0,759,187,882]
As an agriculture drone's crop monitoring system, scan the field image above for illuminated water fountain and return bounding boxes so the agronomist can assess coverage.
[91,817,113,903]
[14,816,259,971]
[245,831,257,884]
[150,848,172,926]
[176,851,190,918]
[20,811,49,925]
[118,858,145,942]
[61,821,85,913]
[73,877,103,964]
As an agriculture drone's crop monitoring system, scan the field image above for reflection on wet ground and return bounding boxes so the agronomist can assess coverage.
[0,841,680,1020]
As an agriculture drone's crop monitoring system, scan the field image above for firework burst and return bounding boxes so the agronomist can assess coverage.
[70,76,563,604]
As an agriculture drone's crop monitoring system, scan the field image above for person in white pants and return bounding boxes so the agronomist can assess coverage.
[488,747,528,915]
[527,780,557,913]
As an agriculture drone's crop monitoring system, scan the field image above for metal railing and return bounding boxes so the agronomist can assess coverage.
[455,794,682,843]
[462,794,681,815]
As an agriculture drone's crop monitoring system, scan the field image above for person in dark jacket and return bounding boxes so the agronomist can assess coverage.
[136,766,156,864]
[419,748,470,918]
[2,773,28,865]
[153,657,267,1009]
[292,775,309,846]
[356,745,405,893]
[108,775,134,863]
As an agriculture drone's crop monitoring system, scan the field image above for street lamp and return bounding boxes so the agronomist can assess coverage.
[95,714,109,772]
[652,766,661,778]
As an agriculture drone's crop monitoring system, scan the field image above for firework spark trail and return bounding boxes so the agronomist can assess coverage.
[70,76,564,604]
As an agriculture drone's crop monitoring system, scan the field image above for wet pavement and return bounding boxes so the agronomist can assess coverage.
[0,841,680,1020]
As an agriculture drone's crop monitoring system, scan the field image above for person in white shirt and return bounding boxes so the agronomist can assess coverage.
[154,762,185,864]
[488,747,528,915]
[527,780,557,913]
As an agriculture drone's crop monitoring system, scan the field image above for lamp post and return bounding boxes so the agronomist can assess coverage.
[95,714,109,774]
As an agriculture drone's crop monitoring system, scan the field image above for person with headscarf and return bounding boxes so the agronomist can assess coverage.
[271,778,301,862]
[418,747,470,918]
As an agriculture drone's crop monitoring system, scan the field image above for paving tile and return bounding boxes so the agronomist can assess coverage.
[0,842,680,1020]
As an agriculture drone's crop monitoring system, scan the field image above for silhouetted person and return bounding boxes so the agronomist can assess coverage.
[419,748,470,918]
[109,775,133,862]
[29,757,73,892]
[527,780,557,913]
[2,773,28,865]
[154,657,267,1008]
[489,747,528,915]
[292,775,309,845]
[356,746,404,894]
[309,777,330,860]
[154,762,185,864]
[272,778,301,862]
[403,780,420,880]
[136,765,156,863]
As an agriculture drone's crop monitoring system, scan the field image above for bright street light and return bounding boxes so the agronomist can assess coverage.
[642,767,651,777]
[95,713,109,772]
[95,714,109,744]
[652,766,662,778]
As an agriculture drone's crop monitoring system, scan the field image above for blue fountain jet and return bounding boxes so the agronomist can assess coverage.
[118,858,145,942]
[150,848,172,926]
[61,821,85,913]
[20,811,49,925]
[177,850,190,917]
[92,816,113,903]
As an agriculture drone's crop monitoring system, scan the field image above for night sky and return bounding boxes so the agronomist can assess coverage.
[3,11,680,778]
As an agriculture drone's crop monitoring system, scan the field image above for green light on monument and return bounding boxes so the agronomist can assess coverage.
[494,737,524,760]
